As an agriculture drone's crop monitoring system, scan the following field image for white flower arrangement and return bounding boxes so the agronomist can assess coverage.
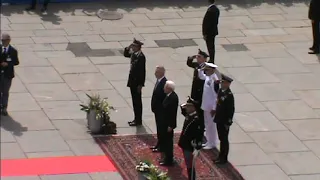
[136,161,170,180]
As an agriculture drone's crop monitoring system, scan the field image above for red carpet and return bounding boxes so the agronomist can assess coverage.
[1,156,117,177]
[95,134,244,180]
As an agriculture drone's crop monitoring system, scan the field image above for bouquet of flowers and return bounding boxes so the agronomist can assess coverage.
[136,160,170,180]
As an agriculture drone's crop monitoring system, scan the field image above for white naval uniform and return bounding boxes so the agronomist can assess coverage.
[198,69,219,148]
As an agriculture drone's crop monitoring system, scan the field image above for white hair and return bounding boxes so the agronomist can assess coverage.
[165,80,175,91]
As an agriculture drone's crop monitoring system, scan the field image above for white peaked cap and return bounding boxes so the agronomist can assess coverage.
[205,62,218,68]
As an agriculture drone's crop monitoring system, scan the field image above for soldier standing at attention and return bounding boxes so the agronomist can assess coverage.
[186,49,209,131]
[214,74,235,165]
[308,0,320,54]
[123,39,146,126]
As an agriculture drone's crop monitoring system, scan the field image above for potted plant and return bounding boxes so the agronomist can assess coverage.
[80,94,116,134]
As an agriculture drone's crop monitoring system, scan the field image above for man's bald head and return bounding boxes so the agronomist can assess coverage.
[1,33,11,46]
[154,65,166,79]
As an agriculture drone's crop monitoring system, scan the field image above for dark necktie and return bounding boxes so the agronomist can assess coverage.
[3,47,6,54]
[154,80,159,89]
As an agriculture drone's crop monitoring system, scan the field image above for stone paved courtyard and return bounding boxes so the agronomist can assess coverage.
[1,0,320,179]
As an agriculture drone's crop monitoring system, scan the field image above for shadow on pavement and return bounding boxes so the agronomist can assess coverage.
[0,115,28,136]
[0,0,310,25]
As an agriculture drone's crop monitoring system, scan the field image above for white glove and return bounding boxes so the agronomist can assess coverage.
[193,149,200,157]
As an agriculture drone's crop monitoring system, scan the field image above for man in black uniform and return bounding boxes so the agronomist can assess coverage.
[26,0,50,13]
[186,49,208,132]
[214,74,235,165]
[202,0,220,63]
[308,0,320,54]
[0,33,19,116]
[179,97,203,180]
[123,39,146,126]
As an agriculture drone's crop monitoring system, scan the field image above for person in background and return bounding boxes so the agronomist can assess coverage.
[160,81,179,166]
[186,49,209,132]
[123,39,146,126]
[308,0,320,54]
[202,0,220,63]
[214,74,235,164]
[179,97,203,180]
[0,33,19,116]
[198,63,219,150]
[26,0,50,13]
[150,66,167,153]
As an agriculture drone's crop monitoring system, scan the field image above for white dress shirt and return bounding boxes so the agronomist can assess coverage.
[198,69,219,111]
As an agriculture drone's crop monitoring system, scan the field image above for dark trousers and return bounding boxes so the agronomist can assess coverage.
[312,20,320,52]
[217,123,230,162]
[154,111,164,149]
[30,0,50,8]
[182,149,196,180]
[130,86,142,123]
[205,36,216,63]
[162,130,174,162]
[0,77,12,109]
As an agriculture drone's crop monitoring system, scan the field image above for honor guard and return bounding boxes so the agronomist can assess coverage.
[123,39,146,126]
[179,97,203,180]
[214,74,235,164]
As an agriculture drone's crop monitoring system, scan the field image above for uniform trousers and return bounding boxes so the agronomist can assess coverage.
[217,123,230,161]
[130,86,142,124]
[203,111,219,147]
[311,20,320,52]
[205,37,216,63]
[182,149,196,180]
[0,77,12,109]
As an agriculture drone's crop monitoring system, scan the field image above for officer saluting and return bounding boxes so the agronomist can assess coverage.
[214,74,235,164]
[123,39,146,126]
[179,97,203,180]
[186,49,209,131]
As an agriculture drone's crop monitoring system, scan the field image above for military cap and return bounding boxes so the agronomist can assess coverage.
[221,73,233,83]
[185,96,199,106]
[132,38,144,46]
[198,49,209,58]
[204,62,218,69]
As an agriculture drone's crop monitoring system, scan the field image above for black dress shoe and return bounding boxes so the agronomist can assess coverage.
[214,159,227,165]
[150,146,158,150]
[159,161,174,166]
[1,109,8,116]
[309,47,315,50]
[128,121,142,126]
[40,7,47,13]
[152,148,160,153]
[308,50,319,54]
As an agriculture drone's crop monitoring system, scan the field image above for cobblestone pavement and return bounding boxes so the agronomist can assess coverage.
[1,0,320,179]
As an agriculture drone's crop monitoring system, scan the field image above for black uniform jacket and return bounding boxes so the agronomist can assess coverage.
[0,45,19,79]
[309,0,320,21]
[202,4,220,37]
[186,57,205,103]
[151,77,167,113]
[178,112,203,151]
[123,47,146,87]
[163,91,179,129]
[214,88,235,125]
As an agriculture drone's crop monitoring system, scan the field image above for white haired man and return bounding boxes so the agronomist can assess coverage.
[1,33,19,116]
[198,62,219,150]
[159,80,179,166]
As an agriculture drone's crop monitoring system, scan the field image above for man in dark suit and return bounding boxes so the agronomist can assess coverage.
[26,0,50,13]
[160,80,179,166]
[308,0,320,54]
[202,0,220,63]
[186,49,209,132]
[214,74,235,165]
[0,33,19,116]
[150,66,167,152]
[123,39,146,126]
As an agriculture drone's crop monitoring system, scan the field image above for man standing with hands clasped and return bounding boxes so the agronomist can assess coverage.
[214,74,235,165]
[123,39,146,126]
[202,0,220,63]
[0,33,19,116]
